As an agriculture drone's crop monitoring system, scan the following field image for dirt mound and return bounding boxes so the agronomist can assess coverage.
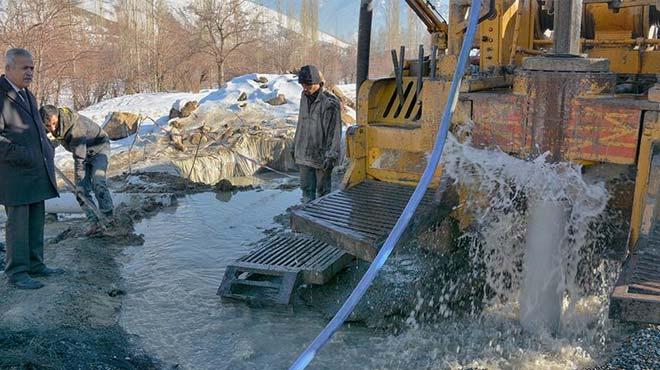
[0,328,160,370]
[111,171,213,195]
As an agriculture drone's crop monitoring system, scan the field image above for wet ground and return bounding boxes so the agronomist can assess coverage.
[116,186,658,370]
[0,174,658,369]
[0,214,161,369]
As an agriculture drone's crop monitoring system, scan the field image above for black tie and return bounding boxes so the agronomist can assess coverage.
[18,89,29,104]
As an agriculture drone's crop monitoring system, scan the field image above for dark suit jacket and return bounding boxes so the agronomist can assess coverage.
[0,75,58,206]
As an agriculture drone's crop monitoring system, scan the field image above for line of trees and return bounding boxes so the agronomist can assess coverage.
[0,0,357,110]
[0,0,429,110]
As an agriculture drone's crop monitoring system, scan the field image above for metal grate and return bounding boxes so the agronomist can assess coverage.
[610,221,660,323]
[218,234,352,305]
[236,234,352,285]
[629,237,660,296]
[291,181,437,261]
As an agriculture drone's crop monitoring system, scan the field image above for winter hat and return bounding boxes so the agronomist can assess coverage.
[298,65,322,84]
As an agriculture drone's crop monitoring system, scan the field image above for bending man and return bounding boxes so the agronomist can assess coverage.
[40,105,113,235]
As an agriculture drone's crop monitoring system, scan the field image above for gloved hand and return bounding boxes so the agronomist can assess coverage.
[75,187,86,197]
[74,182,86,197]
[322,158,334,172]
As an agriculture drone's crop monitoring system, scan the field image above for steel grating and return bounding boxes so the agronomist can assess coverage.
[291,180,438,261]
[236,234,353,285]
[218,234,353,305]
[610,225,660,324]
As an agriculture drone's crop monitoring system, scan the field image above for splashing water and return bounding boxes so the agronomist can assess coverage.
[372,130,628,369]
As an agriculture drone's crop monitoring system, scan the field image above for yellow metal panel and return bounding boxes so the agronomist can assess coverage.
[346,126,367,160]
[587,48,660,75]
[366,168,442,188]
[640,51,660,75]
[341,160,366,189]
[630,111,660,249]
[367,126,426,152]
[595,30,632,40]
[343,126,367,189]
[586,4,641,34]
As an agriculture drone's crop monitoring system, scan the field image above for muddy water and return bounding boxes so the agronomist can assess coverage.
[118,187,383,369]
[119,183,627,370]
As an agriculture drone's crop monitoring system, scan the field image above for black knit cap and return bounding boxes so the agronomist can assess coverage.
[298,65,322,84]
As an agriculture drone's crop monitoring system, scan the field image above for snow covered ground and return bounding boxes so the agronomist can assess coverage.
[55,73,355,170]
[80,73,302,125]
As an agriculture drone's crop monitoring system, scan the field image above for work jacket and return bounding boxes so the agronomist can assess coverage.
[293,87,342,169]
[51,108,110,183]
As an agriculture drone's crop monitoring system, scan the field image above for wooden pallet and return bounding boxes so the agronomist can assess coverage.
[218,234,352,305]
[290,180,438,261]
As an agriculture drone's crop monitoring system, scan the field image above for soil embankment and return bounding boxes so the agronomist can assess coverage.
[0,182,172,369]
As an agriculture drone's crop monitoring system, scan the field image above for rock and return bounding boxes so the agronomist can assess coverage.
[213,179,254,192]
[328,84,356,110]
[169,127,185,151]
[188,132,208,145]
[254,76,268,84]
[102,112,140,140]
[179,101,199,118]
[417,218,458,255]
[239,102,247,108]
[341,110,355,124]
[169,119,185,129]
[266,94,287,106]
[214,179,235,192]
[237,91,248,101]
[169,107,181,120]
[260,84,269,89]
[108,289,126,297]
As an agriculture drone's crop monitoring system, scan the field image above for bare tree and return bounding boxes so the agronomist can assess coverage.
[0,0,95,104]
[386,0,401,51]
[188,0,264,87]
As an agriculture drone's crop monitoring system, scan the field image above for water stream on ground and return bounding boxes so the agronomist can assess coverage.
[119,162,632,369]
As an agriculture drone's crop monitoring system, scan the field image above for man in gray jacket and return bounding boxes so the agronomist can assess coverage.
[293,65,342,203]
[0,48,63,289]
[39,105,113,234]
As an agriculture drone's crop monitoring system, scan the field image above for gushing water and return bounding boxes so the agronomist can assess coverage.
[116,134,630,369]
[519,199,568,335]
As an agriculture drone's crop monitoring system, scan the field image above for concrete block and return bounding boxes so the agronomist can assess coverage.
[522,56,609,72]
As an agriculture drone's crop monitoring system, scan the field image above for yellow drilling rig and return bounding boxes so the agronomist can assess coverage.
[292,0,660,324]
[221,1,659,325]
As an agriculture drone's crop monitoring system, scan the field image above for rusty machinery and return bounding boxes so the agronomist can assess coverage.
[348,0,660,323]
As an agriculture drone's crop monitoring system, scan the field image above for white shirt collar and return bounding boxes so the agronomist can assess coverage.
[3,76,25,96]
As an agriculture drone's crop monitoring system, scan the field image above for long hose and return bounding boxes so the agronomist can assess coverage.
[289,2,482,369]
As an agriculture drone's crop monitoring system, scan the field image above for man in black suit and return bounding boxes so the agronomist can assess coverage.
[0,48,63,289]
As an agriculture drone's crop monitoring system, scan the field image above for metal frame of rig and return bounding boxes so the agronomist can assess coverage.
[221,0,659,324]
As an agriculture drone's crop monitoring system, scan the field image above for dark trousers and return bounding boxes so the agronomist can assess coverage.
[77,151,113,221]
[4,201,46,276]
[299,165,332,203]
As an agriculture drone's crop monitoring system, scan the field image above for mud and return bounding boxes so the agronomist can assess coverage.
[296,217,485,331]
[110,171,256,197]
[0,189,173,369]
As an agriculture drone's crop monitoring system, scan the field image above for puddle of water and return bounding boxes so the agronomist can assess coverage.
[119,182,627,370]
[119,189,382,370]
